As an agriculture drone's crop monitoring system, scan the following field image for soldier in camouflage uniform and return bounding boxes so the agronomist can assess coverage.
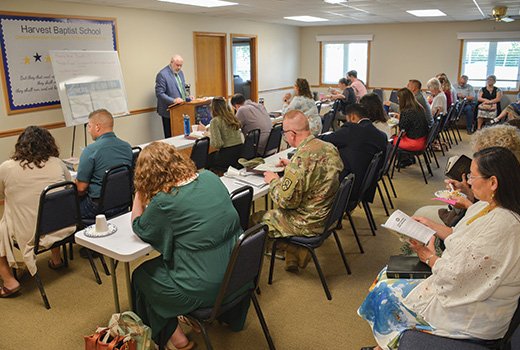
[254,110,343,271]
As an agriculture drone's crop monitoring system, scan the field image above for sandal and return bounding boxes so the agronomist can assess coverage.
[0,284,21,298]
[48,259,65,270]
[178,316,202,334]
[165,339,195,350]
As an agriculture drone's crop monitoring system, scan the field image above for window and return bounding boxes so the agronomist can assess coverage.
[232,42,251,81]
[321,41,369,85]
[461,40,520,91]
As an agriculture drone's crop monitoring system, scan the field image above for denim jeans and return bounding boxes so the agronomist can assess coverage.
[462,103,475,132]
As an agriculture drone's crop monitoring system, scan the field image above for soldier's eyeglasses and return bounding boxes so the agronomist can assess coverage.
[281,129,297,137]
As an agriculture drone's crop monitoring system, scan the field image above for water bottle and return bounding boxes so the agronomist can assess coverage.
[183,114,191,136]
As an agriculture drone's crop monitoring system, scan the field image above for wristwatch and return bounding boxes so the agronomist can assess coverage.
[425,254,435,266]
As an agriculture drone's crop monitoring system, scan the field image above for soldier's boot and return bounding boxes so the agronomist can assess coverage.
[297,247,312,269]
[284,245,299,273]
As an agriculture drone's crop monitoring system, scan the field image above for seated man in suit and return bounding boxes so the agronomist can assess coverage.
[320,104,388,204]
[230,93,272,155]
[253,110,343,272]
[155,54,191,138]
[76,109,133,220]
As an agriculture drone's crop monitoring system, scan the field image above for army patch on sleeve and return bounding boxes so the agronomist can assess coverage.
[281,178,293,191]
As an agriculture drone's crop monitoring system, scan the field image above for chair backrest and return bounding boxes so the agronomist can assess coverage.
[455,99,467,121]
[389,90,398,103]
[208,224,268,321]
[34,181,80,254]
[240,129,260,160]
[322,174,355,235]
[321,109,335,134]
[131,146,142,169]
[358,151,383,203]
[315,100,322,114]
[190,136,210,169]
[230,185,254,231]
[441,105,455,131]
[373,88,384,101]
[261,123,282,158]
[381,130,404,177]
[426,120,441,148]
[99,164,133,218]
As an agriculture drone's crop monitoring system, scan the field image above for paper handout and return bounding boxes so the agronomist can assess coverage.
[382,210,436,244]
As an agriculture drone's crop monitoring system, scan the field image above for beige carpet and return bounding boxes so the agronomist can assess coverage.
[0,132,472,350]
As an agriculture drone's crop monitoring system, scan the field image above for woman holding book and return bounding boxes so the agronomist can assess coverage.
[359,146,520,350]
[131,142,244,350]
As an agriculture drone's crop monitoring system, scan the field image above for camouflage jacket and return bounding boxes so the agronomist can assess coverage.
[267,135,343,237]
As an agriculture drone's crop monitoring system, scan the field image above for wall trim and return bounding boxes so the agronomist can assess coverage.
[258,86,293,93]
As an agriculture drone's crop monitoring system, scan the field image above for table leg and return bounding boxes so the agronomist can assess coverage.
[110,258,120,313]
[124,262,133,311]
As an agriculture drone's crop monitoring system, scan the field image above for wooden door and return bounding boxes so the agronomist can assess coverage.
[194,32,227,98]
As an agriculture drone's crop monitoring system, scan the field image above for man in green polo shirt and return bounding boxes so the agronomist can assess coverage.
[76,109,133,220]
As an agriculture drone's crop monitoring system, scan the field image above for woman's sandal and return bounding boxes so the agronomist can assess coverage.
[165,339,195,350]
[178,316,202,333]
[48,259,65,270]
[0,284,21,298]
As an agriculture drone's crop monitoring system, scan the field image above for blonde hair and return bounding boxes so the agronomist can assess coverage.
[134,142,197,205]
[471,125,520,162]
[211,97,241,130]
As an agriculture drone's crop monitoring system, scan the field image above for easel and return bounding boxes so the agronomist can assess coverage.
[71,123,88,157]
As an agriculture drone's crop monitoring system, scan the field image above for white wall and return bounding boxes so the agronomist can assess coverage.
[0,0,300,162]
[300,20,519,91]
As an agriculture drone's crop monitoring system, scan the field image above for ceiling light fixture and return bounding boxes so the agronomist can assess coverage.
[158,0,237,8]
[284,16,329,22]
[471,0,486,18]
[406,9,447,17]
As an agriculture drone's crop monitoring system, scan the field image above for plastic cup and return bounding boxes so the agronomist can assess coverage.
[95,214,108,233]
[192,125,198,133]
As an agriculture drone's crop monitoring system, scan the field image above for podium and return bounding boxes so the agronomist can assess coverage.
[168,99,212,136]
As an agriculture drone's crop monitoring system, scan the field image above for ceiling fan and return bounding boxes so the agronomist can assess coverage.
[489,6,519,23]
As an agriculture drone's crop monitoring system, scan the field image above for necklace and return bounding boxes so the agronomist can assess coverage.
[466,203,496,225]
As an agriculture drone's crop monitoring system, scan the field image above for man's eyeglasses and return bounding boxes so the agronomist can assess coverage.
[281,129,297,138]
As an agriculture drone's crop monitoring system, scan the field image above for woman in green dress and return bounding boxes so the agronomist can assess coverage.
[131,142,243,350]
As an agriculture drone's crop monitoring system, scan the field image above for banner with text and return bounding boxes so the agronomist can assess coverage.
[0,12,117,114]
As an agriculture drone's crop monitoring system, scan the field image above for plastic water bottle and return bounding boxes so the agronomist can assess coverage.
[183,114,191,136]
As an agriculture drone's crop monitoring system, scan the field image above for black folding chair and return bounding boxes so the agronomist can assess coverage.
[180,224,275,350]
[26,181,81,309]
[259,123,282,158]
[399,296,520,350]
[230,185,254,231]
[190,136,210,169]
[240,129,260,161]
[268,174,355,300]
[131,146,142,169]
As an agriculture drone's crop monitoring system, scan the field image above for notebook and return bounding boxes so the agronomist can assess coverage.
[387,255,432,279]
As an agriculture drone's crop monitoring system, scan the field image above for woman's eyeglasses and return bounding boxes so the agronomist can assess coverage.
[466,174,488,182]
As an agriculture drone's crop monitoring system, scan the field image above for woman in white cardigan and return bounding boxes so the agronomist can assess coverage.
[359,146,520,350]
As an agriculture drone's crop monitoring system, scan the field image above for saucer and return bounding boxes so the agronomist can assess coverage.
[84,222,117,238]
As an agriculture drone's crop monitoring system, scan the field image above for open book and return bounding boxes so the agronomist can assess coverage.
[445,155,471,182]
[382,210,435,244]
[225,166,267,188]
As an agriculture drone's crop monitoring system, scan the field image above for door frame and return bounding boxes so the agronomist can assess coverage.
[193,31,228,98]
[230,34,258,102]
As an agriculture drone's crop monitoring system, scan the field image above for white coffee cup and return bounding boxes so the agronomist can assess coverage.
[95,214,109,233]
[192,125,198,133]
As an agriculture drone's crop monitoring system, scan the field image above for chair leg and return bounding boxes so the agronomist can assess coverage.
[346,212,364,253]
[268,240,278,284]
[34,272,51,309]
[62,244,69,267]
[198,322,213,350]
[423,153,433,176]
[386,174,397,198]
[69,242,74,260]
[431,146,440,168]
[86,249,102,285]
[380,178,394,209]
[376,183,389,216]
[99,255,111,276]
[332,231,351,275]
[416,155,428,184]
[308,248,332,300]
[362,202,376,236]
[251,294,276,350]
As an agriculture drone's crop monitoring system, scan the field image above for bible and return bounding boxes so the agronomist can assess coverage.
[444,155,471,182]
[387,255,432,279]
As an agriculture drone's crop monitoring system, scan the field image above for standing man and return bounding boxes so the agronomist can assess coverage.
[454,75,476,134]
[253,110,343,272]
[76,109,133,220]
[155,55,190,138]
[230,93,272,155]
[346,70,367,102]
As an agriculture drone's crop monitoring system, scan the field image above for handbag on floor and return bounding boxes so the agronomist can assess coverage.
[108,311,153,350]
[84,327,136,350]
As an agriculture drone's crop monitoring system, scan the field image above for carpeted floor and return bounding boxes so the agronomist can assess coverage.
[0,132,472,350]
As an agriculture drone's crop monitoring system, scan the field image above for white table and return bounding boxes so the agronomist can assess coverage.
[75,212,153,312]
[75,147,294,312]
[137,135,196,150]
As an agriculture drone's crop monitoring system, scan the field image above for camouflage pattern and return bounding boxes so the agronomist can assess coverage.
[262,135,343,238]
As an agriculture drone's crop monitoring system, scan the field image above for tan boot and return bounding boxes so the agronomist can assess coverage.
[297,247,312,269]
[284,245,299,272]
